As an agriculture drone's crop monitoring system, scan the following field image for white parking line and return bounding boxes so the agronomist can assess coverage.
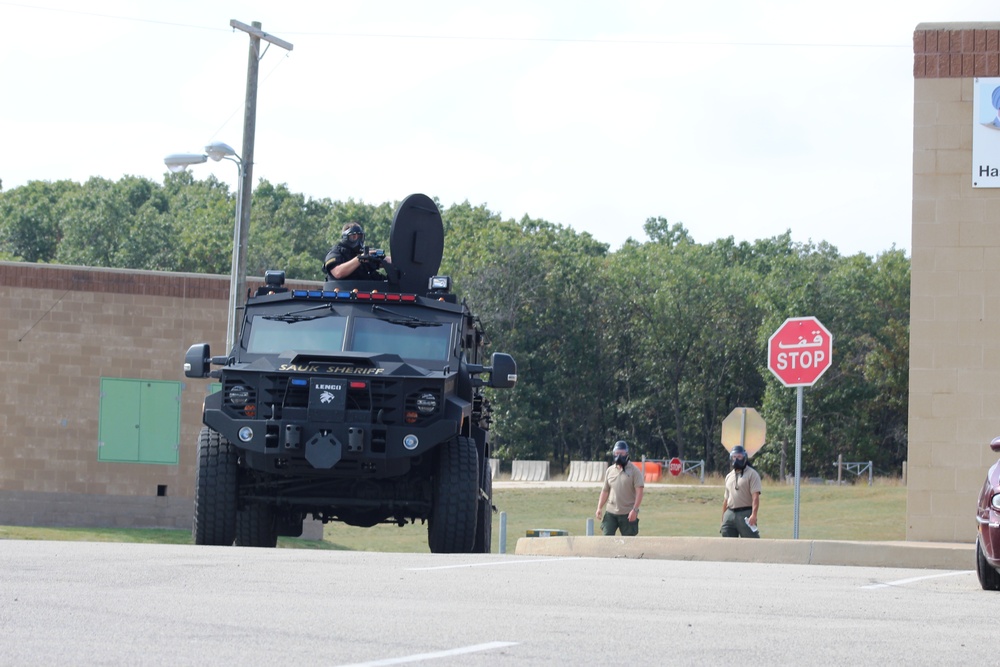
[337,641,519,666]
[860,570,972,589]
[406,557,577,571]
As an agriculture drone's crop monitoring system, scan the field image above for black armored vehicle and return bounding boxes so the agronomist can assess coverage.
[183,194,517,553]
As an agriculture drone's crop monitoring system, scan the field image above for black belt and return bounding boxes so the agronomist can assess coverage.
[730,506,752,512]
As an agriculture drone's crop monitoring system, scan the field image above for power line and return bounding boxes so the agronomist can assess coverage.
[283,30,909,49]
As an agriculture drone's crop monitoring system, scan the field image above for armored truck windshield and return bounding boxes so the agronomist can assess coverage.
[245,310,453,364]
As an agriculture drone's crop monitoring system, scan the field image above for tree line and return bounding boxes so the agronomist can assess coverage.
[0,174,909,479]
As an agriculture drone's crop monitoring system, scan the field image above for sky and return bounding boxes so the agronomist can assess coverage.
[2,1,999,258]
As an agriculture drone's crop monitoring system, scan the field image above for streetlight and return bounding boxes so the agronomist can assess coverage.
[164,142,244,354]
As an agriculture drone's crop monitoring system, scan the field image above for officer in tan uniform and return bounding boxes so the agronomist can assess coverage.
[595,440,644,536]
[721,445,761,538]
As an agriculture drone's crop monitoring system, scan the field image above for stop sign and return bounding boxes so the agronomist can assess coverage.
[668,457,682,476]
[768,316,833,387]
[721,407,766,456]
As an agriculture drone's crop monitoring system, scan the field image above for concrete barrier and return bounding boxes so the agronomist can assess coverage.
[567,461,607,482]
[300,517,324,540]
[511,460,551,481]
[513,535,975,571]
[488,458,500,480]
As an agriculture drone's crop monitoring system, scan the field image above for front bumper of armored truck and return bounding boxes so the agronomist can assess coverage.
[201,372,469,477]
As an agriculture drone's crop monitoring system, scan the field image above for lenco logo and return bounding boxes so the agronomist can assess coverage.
[314,384,342,391]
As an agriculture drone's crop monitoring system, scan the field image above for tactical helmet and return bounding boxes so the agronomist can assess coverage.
[612,440,630,467]
[341,223,364,249]
[730,445,748,469]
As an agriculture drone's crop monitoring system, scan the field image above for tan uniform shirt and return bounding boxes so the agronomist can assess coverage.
[724,466,762,509]
[603,464,645,514]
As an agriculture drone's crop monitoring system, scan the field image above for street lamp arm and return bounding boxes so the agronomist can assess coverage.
[205,142,241,164]
[164,153,208,173]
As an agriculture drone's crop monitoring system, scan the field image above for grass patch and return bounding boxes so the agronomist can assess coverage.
[0,481,905,553]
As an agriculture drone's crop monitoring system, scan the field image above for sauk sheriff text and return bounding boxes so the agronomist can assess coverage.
[278,364,386,375]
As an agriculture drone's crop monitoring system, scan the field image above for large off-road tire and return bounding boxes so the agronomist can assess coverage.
[472,460,493,554]
[192,427,239,546]
[235,503,278,548]
[976,536,1000,590]
[427,436,478,554]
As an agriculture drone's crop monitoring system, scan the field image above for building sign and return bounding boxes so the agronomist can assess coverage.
[973,77,1000,187]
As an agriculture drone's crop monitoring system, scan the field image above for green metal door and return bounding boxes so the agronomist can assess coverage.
[98,378,180,464]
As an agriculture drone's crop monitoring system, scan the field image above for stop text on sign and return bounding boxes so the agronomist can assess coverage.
[773,348,826,370]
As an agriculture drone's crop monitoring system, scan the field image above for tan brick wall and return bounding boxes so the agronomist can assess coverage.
[0,262,319,529]
[909,23,1000,542]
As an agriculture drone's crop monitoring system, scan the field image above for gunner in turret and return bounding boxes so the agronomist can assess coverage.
[323,222,391,281]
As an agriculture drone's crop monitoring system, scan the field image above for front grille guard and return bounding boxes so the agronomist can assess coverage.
[221,375,442,425]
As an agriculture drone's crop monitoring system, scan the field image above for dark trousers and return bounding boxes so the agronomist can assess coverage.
[601,512,638,536]
[721,507,759,538]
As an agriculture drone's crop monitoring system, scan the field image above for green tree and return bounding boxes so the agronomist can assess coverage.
[56,176,173,270]
[163,171,234,275]
[0,179,80,262]
[244,180,331,281]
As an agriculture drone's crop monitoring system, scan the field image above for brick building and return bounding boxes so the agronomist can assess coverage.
[0,261,319,529]
[909,23,1000,541]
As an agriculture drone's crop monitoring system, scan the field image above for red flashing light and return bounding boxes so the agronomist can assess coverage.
[401,294,417,302]
[349,381,367,390]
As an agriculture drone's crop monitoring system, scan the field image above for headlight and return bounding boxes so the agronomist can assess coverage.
[416,392,437,414]
[229,384,249,406]
[991,492,1000,511]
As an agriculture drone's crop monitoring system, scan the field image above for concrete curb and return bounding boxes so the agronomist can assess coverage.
[513,535,974,571]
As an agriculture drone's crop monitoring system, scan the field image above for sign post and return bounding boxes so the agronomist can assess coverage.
[767,316,833,539]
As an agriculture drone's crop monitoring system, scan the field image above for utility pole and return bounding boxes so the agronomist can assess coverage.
[228,20,293,345]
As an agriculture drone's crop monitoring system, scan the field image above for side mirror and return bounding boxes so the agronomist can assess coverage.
[487,353,517,389]
[184,343,211,378]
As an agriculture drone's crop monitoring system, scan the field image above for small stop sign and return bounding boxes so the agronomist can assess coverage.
[768,316,833,387]
[668,457,682,476]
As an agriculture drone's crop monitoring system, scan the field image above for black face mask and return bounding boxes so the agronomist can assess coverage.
[614,454,629,468]
[732,456,747,471]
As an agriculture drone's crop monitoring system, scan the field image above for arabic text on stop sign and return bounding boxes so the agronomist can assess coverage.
[775,349,826,370]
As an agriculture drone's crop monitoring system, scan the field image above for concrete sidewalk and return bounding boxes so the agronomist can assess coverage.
[514,535,974,571]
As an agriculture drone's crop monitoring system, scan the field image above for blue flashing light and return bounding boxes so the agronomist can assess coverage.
[290,378,308,386]
[307,290,323,298]
[292,290,309,297]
